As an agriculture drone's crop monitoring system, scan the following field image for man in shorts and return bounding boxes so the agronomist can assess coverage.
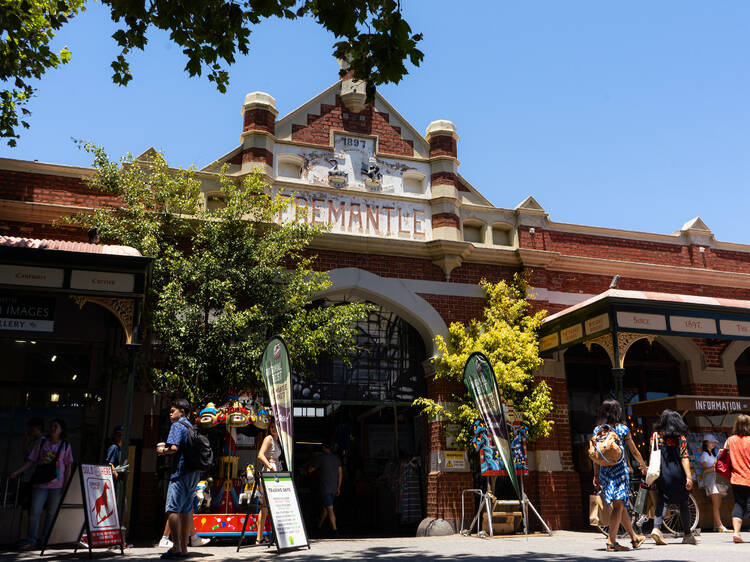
[157,399,199,559]
[308,441,342,537]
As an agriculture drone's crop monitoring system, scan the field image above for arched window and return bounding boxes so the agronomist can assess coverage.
[294,301,426,403]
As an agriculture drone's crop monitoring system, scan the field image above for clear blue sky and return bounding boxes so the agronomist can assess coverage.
[3,1,749,243]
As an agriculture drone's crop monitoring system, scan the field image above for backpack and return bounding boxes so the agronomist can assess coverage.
[588,424,624,467]
[179,419,214,473]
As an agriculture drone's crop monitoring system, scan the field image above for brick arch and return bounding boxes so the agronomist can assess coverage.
[654,336,703,389]
[722,340,750,369]
[317,267,448,357]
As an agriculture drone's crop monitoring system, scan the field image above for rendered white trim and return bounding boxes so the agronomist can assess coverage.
[319,268,448,356]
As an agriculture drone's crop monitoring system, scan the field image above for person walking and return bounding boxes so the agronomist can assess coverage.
[156,399,200,559]
[105,425,123,480]
[724,413,750,543]
[592,399,648,552]
[308,441,343,537]
[255,419,281,545]
[701,433,730,533]
[11,418,73,550]
[649,409,698,545]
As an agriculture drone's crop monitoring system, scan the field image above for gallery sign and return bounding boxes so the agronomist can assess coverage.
[0,294,55,332]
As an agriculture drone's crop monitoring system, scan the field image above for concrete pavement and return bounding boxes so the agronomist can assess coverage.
[2,530,750,561]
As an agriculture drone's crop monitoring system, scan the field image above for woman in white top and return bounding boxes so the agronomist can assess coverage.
[256,419,282,544]
[701,433,730,532]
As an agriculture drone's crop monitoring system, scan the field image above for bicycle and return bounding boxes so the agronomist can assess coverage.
[596,478,699,538]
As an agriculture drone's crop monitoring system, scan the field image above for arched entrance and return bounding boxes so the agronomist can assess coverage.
[565,339,682,520]
[292,298,429,537]
[735,346,750,396]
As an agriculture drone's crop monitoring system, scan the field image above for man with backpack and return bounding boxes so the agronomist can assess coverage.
[157,398,202,559]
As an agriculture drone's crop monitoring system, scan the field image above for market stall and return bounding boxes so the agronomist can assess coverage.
[191,397,274,539]
[628,394,750,529]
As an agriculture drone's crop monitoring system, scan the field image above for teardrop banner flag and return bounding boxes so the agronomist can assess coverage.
[463,351,519,497]
[260,336,294,472]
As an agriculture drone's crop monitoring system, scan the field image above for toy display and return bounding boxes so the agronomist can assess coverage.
[192,394,273,539]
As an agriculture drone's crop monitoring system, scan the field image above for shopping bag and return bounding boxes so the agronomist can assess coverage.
[645,434,661,485]
[633,484,649,514]
[716,448,732,480]
[589,494,610,526]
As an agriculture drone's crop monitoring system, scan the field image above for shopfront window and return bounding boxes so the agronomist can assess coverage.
[736,346,750,396]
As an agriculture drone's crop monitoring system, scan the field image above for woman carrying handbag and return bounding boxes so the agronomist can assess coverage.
[724,414,750,543]
[649,410,698,546]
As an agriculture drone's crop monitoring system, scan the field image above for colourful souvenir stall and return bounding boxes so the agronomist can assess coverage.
[192,398,274,539]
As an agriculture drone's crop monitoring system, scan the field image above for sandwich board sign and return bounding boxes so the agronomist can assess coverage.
[42,464,124,557]
[261,471,309,553]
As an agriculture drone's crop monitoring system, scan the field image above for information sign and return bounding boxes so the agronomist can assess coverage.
[260,472,309,553]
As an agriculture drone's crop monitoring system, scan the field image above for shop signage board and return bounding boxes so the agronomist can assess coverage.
[464,351,519,497]
[42,464,124,557]
[629,395,750,418]
[260,336,294,471]
[0,294,55,332]
[260,472,309,553]
[616,311,667,331]
[0,264,64,287]
[719,319,750,337]
[669,316,716,334]
[70,270,135,293]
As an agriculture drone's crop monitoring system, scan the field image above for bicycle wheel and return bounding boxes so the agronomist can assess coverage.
[662,494,699,534]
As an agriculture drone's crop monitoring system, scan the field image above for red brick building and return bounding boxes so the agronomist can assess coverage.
[3,67,750,535]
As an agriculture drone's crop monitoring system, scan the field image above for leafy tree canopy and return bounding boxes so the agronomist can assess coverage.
[66,143,370,403]
[414,274,553,448]
[1,0,423,146]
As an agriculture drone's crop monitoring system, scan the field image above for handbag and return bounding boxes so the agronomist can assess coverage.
[633,484,649,514]
[645,433,661,485]
[589,494,610,526]
[30,440,65,485]
[588,425,624,466]
[716,447,732,481]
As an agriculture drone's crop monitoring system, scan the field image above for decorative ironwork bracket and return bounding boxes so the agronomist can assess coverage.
[584,332,656,369]
[71,295,134,344]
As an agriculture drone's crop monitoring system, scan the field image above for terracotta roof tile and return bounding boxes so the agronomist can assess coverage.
[0,236,142,257]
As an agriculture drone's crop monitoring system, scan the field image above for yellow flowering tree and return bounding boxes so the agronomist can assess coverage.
[415,273,553,448]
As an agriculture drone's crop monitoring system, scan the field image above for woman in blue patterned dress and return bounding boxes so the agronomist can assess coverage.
[593,399,648,552]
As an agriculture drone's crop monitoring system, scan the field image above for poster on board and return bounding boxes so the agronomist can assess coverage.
[260,471,309,553]
[42,464,123,557]
[81,464,122,547]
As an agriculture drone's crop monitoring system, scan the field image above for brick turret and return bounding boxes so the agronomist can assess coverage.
[239,92,277,175]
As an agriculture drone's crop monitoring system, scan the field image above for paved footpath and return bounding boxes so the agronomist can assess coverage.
[3,531,750,561]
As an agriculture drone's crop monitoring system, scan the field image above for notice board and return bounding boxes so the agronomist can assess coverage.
[260,471,309,553]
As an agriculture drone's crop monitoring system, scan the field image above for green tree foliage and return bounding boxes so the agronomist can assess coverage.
[66,144,369,403]
[414,274,553,448]
[2,0,423,146]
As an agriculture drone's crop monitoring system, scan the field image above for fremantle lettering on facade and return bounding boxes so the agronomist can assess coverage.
[276,191,430,240]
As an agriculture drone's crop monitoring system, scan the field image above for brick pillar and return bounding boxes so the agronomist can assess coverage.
[240,92,277,175]
[424,375,473,530]
[522,356,584,530]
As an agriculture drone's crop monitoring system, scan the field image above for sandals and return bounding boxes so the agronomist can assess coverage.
[733,535,745,544]
[631,535,646,549]
[606,542,630,551]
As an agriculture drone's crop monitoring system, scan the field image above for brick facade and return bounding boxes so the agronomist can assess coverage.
[5,76,750,536]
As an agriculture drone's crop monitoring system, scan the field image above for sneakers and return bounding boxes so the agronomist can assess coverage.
[189,534,211,547]
[682,533,700,545]
[650,528,667,545]
[158,536,173,548]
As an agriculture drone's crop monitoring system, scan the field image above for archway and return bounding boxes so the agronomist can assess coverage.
[293,286,434,537]
[564,339,682,522]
